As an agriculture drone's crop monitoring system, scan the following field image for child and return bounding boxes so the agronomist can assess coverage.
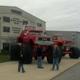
[18,53,25,73]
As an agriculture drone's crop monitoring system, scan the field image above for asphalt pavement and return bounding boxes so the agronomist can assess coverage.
[51,62,80,80]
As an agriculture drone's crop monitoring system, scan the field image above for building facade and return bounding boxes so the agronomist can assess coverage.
[46,31,80,49]
[0,6,46,51]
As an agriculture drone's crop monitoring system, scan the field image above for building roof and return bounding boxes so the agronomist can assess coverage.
[0,5,46,23]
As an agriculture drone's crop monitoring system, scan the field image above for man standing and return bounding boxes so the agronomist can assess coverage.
[51,44,61,70]
[58,43,63,63]
[18,53,25,73]
[36,45,44,69]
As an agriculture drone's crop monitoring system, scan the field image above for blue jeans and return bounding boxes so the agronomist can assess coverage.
[18,63,25,72]
[37,56,42,68]
[52,57,59,70]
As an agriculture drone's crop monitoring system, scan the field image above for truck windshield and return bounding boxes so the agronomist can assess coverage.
[53,36,66,40]
[29,31,43,35]
[58,36,66,40]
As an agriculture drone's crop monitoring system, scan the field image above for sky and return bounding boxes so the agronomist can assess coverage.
[0,0,80,31]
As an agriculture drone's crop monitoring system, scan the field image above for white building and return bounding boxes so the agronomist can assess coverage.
[0,6,46,51]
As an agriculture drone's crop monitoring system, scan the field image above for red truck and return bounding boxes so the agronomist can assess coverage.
[52,34,80,59]
[10,26,56,64]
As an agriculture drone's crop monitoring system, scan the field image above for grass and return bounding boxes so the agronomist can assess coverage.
[0,50,10,63]
[0,55,10,63]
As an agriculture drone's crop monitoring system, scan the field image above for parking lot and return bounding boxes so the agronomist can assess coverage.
[0,55,80,80]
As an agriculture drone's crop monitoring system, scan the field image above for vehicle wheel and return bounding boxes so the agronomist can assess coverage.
[47,45,53,64]
[69,47,80,59]
[34,56,45,60]
[47,56,53,64]
[79,50,80,57]
[10,45,20,61]
[22,44,33,64]
[62,54,65,57]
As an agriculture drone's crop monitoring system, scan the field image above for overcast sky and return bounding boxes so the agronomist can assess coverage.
[0,0,80,31]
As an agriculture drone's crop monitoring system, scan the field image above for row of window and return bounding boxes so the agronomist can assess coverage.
[3,16,28,25]
[3,16,42,26]
[3,27,21,33]
[3,21,42,33]
[3,23,42,33]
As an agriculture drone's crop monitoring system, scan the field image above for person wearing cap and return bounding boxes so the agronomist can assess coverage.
[18,53,25,73]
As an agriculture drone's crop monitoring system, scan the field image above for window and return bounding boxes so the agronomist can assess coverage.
[3,27,10,32]
[37,23,42,27]
[23,20,28,25]
[11,9,22,15]
[3,43,10,50]
[3,16,10,23]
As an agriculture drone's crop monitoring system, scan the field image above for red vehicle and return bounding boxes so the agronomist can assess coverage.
[52,34,80,59]
[10,26,55,64]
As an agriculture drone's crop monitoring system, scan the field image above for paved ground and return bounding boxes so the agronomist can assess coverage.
[0,55,80,80]
[51,62,80,80]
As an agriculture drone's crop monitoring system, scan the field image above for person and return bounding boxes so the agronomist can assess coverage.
[36,45,44,69]
[18,53,25,73]
[58,43,63,62]
[51,44,62,70]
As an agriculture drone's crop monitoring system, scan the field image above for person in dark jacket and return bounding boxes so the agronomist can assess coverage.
[36,45,44,69]
[51,44,61,70]
[58,43,63,63]
[18,53,25,73]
